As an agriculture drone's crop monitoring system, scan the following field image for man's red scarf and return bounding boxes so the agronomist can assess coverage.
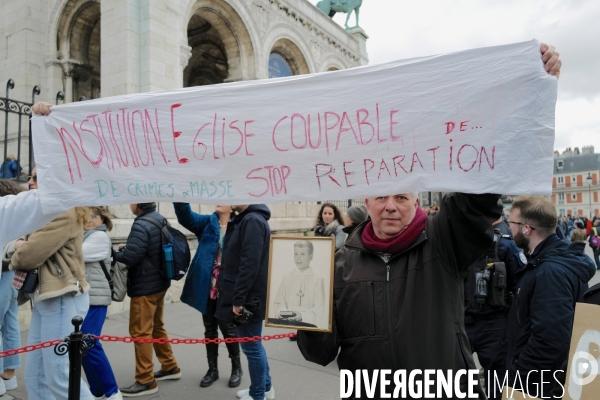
[361,207,428,254]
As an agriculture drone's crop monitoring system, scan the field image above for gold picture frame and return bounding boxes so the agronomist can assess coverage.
[265,235,335,332]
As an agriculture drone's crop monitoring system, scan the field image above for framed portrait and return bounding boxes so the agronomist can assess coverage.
[265,236,335,332]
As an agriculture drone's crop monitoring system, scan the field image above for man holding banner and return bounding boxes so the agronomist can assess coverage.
[295,43,562,399]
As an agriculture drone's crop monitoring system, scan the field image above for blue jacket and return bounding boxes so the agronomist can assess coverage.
[0,159,20,179]
[215,204,271,323]
[173,203,220,314]
[506,235,596,397]
[114,209,170,297]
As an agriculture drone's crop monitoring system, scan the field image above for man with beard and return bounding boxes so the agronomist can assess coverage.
[505,196,596,399]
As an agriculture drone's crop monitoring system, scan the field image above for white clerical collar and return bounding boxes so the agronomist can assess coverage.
[292,266,314,276]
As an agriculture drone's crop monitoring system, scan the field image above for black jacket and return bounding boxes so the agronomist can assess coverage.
[298,193,501,399]
[506,236,596,398]
[115,209,170,297]
[215,204,271,323]
[465,232,526,316]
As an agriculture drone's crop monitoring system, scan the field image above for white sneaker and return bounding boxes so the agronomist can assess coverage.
[2,376,17,391]
[0,378,6,396]
[107,391,124,400]
[237,386,275,400]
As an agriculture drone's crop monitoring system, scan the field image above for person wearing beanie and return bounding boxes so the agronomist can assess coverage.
[342,205,368,237]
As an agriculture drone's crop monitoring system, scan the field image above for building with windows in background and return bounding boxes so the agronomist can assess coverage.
[551,146,599,218]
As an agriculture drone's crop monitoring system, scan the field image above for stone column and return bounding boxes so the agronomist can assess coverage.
[0,0,48,101]
[138,0,186,92]
[62,62,74,103]
[101,0,186,96]
[347,27,369,66]
[101,0,142,96]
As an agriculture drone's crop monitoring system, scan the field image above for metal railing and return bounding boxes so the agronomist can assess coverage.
[0,79,40,180]
[1,80,88,181]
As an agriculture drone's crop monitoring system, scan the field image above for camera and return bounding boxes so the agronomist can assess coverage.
[233,307,253,324]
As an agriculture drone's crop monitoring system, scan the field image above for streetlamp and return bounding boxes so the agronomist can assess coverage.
[586,173,593,218]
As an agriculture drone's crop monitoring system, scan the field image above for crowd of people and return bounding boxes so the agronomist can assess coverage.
[1,42,596,400]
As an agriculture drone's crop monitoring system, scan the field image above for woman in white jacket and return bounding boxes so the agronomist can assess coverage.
[80,206,122,400]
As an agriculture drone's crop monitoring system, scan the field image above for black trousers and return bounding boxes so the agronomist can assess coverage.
[203,297,240,359]
[465,315,508,400]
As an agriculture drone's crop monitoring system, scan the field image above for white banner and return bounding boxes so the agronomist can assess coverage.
[33,40,556,214]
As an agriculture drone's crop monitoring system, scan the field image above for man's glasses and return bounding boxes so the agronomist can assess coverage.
[507,220,536,230]
[27,175,37,182]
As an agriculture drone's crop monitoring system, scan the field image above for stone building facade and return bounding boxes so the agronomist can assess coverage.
[551,146,600,218]
[1,0,368,326]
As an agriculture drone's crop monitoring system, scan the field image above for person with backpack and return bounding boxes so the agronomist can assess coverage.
[81,206,122,400]
[115,203,181,397]
[590,219,600,270]
[173,203,242,389]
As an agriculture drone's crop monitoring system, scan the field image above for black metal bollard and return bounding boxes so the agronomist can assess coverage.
[54,315,96,400]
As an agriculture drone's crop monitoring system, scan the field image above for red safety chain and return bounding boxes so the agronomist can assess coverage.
[0,333,297,358]
[94,332,297,345]
[0,339,63,358]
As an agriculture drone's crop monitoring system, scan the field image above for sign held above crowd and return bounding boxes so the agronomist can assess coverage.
[32,40,557,214]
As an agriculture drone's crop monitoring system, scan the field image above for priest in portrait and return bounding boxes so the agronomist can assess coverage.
[272,240,326,328]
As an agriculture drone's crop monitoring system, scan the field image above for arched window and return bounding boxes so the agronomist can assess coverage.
[184,14,228,87]
[56,0,101,101]
[268,52,294,78]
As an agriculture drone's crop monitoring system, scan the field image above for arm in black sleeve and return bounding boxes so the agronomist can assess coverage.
[297,304,340,366]
[498,237,526,292]
[434,193,502,272]
[509,268,576,377]
[232,216,268,307]
[114,221,149,267]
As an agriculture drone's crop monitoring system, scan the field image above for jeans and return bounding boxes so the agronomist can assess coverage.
[82,305,119,398]
[593,248,600,270]
[203,298,240,359]
[0,270,21,371]
[25,292,93,400]
[236,321,272,400]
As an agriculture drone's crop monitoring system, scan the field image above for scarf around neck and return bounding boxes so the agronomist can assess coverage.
[314,220,340,237]
[83,224,108,241]
[361,207,428,254]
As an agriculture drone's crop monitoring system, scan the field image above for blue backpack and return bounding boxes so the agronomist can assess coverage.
[139,216,191,281]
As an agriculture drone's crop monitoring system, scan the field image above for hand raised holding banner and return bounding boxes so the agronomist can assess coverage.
[31,40,561,215]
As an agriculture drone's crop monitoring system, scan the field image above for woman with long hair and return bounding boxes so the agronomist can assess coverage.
[81,206,122,400]
[173,203,242,389]
[10,204,94,399]
[313,203,346,250]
